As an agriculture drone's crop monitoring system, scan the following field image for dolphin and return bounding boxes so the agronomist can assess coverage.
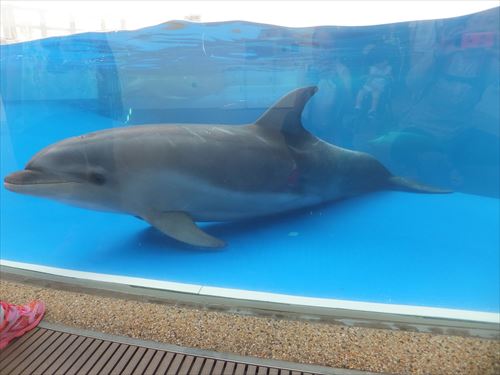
[4,87,449,248]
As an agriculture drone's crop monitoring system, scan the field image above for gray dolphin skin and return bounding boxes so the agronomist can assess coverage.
[4,87,450,248]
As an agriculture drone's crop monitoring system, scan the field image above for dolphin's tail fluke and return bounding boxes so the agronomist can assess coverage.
[388,176,452,194]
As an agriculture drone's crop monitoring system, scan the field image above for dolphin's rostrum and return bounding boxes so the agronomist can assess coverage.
[4,87,450,247]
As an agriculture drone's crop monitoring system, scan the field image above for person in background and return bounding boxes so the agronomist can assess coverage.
[0,300,46,350]
[355,54,393,117]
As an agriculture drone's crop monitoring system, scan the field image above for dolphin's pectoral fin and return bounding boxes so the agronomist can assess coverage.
[142,211,226,248]
[389,176,452,194]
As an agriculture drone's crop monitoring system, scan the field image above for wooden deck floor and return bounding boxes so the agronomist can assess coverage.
[0,322,344,375]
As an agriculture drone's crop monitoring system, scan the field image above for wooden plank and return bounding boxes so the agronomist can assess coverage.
[200,357,215,375]
[18,332,72,374]
[122,346,147,374]
[132,348,157,375]
[43,335,87,374]
[166,353,185,374]
[110,345,138,374]
[53,337,94,374]
[212,359,226,375]
[30,333,78,374]
[0,328,47,366]
[235,363,247,375]
[223,361,236,375]
[187,356,205,375]
[0,325,324,375]
[2,330,62,374]
[85,341,120,374]
[0,327,44,362]
[65,338,103,373]
[178,355,195,375]
[143,350,167,374]
[154,351,175,374]
[97,343,129,374]
[77,340,112,374]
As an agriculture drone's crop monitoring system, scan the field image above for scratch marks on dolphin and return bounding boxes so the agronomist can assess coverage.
[255,135,270,145]
[288,145,308,154]
[184,127,207,143]
[213,127,235,136]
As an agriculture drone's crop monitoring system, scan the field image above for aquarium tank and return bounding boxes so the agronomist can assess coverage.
[1,1,499,321]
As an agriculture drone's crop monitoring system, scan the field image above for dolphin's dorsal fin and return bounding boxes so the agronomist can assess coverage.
[255,86,318,136]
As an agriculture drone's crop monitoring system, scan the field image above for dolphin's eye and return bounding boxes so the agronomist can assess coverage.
[88,172,106,185]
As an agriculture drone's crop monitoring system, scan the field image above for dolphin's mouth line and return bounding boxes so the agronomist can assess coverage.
[4,169,81,186]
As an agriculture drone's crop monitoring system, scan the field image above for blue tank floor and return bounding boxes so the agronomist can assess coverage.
[1,103,499,312]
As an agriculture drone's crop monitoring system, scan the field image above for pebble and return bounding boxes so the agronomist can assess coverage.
[1,280,498,374]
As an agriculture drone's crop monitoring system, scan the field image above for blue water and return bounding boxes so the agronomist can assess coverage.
[1,9,499,312]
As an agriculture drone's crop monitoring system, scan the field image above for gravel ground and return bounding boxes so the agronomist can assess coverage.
[1,279,498,375]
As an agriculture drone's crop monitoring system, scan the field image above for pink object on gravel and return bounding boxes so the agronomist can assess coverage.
[0,300,46,350]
